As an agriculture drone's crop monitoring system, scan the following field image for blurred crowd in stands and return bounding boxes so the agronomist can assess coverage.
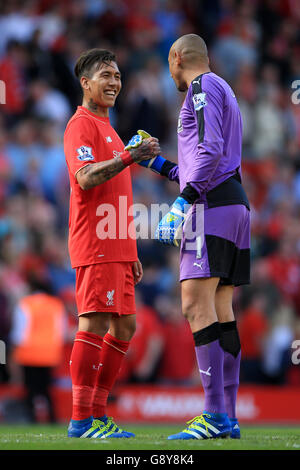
[0,0,300,396]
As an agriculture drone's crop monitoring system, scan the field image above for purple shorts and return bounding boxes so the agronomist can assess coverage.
[180,204,250,286]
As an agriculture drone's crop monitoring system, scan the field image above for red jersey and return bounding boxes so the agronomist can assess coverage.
[238,308,268,359]
[64,106,138,268]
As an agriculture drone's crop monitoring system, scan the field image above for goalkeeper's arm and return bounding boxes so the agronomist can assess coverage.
[141,155,179,180]
[155,183,200,246]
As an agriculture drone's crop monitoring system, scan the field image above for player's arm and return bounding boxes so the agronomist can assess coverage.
[155,79,224,247]
[76,137,161,190]
[185,76,224,197]
[126,130,180,184]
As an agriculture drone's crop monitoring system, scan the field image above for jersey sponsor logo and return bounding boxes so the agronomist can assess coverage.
[106,289,115,306]
[76,146,94,161]
[113,150,122,159]
[177,116,183,133]
[192,92,207,111]
[106,136,112,143]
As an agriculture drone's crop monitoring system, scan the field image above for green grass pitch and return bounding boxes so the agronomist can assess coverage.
[0,424,299,450]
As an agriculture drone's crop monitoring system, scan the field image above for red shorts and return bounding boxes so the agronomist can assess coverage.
[75,262,136,317]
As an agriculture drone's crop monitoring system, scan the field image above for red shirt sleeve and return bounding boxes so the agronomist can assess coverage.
[64,116,99,180]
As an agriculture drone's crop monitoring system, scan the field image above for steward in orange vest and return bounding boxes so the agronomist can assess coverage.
[12,293,65,367]
[10,277,66,422]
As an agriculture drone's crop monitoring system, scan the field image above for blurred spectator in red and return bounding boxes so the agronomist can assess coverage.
[239,292,269,383]
[156,293,197,385]
[119,293,164,383]
[0,40,27,119]
[234,64,257,157]
[124,1,160,58]
[264,235,300,312]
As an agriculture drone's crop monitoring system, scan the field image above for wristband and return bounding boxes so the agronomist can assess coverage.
[149,155,166,173]
[120,150,134,167]
[139,155,166,173]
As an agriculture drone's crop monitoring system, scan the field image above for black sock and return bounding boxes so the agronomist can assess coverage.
[219,320,241,358]
[193,322,221,347]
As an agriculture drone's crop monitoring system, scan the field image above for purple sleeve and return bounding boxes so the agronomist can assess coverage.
[188,76,224,195]
[167,164,179,183]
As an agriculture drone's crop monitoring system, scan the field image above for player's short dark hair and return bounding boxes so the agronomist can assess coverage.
[74,48,116,80]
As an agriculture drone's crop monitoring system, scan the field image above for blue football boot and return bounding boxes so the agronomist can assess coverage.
[68,415,134,438]
[230,418,241,439]
[168,412,231,440]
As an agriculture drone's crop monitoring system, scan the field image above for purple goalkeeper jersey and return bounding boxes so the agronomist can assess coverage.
[168,72,246,205]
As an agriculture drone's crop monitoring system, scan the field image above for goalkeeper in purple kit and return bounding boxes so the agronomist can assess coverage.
[128,34,250,440]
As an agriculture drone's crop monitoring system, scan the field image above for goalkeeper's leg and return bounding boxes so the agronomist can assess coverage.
[215,284,241,439]
[181,277,228,416]
[167,277,231,440]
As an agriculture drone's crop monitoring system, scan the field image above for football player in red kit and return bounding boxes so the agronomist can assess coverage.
[64,49,160,438]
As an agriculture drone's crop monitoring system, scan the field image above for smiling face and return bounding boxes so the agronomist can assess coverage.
[81,61,121,112]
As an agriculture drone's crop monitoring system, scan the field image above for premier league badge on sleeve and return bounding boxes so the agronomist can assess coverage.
[192,92,207,111]
[177,116,183,133]
[76,146,94,161]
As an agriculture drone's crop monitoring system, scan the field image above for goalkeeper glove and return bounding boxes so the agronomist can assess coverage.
[135,130,166,174]
[124,134,143,151]
[155,196,189,247]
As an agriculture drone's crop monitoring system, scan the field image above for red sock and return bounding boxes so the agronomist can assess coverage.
[92,332,130,419]
[70,331,103,420]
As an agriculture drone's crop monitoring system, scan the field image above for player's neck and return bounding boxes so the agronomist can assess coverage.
[82,98,109,118]
[184,67,211,88]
